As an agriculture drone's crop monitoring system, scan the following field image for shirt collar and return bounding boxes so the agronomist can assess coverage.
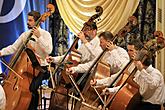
[90,36,98,44]
[146,65,154,73]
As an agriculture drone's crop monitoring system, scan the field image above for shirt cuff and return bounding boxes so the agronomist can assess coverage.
[53,55,64,63]
[108,86,120,93]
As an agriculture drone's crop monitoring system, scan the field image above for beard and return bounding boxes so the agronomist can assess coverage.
[84,34,92,42]
[27,23,33,29]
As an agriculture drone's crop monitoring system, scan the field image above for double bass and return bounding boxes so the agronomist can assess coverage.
[2,4,55,110]
[48,6,103,110]
[106,31,165,110]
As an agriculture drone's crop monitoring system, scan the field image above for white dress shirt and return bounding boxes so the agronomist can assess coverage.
[71,36,103,73]
[53,36,103,73]
[133,65,165,105]
[0,27,53,66]
[96,46,130,86]
[97,63,165,105]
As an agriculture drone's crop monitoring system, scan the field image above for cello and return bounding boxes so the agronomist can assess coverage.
[2,4,55,110]
[106,31,165,110]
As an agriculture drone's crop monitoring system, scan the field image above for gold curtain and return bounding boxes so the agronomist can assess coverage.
[156,0,165,80]
[56,0,140,35]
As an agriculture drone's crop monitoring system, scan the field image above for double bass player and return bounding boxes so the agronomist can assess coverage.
[0,11,53,110]
[91,39,165,110]
[47,21,102,78]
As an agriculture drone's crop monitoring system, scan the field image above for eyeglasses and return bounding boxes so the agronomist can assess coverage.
[82,27,92,32]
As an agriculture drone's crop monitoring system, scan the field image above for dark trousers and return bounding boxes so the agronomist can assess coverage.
[28,66,50,110]
[137,101,161,110]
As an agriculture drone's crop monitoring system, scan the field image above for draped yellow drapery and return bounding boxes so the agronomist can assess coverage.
[56,0,140,35]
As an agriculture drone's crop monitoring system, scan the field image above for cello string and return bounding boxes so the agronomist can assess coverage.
[0,58,23,79]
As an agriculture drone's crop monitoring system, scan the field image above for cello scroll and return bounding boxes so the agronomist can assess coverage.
[117,16,138,38]
[82,6,103,31]
[143,31,165,56]
[40,4,55,23]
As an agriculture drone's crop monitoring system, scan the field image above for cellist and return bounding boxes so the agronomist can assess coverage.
[0,11,53,110]
[133,56,165,110]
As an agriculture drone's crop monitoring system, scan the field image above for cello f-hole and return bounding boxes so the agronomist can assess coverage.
[13,77,18,91]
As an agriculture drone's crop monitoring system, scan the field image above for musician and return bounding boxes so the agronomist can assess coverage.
[0,11,53,110]
[134,57,165,110]
[86,31,129,109]
[92,39,165,110]
[90,31,130,88]
[127,40,165,110]
[47,21,103,74]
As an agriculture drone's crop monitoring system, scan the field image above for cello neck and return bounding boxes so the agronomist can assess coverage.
[8,18,42,68]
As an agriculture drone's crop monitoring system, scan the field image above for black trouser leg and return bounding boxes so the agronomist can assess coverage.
[28,69,50,110]
[138,102,161,110]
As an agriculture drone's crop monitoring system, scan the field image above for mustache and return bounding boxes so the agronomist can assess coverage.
[84,34,92,41]
[27,23,33,29]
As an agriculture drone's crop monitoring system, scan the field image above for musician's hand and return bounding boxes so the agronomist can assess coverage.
[77,31,88,44]
[102,88,111,95]
[102,87,118,95]
[106,41,115,51]
[32,26,41,38]
[66,68,75,75]
[90,79,97,86]
[46,56,54,63]
[134,60,143,71]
